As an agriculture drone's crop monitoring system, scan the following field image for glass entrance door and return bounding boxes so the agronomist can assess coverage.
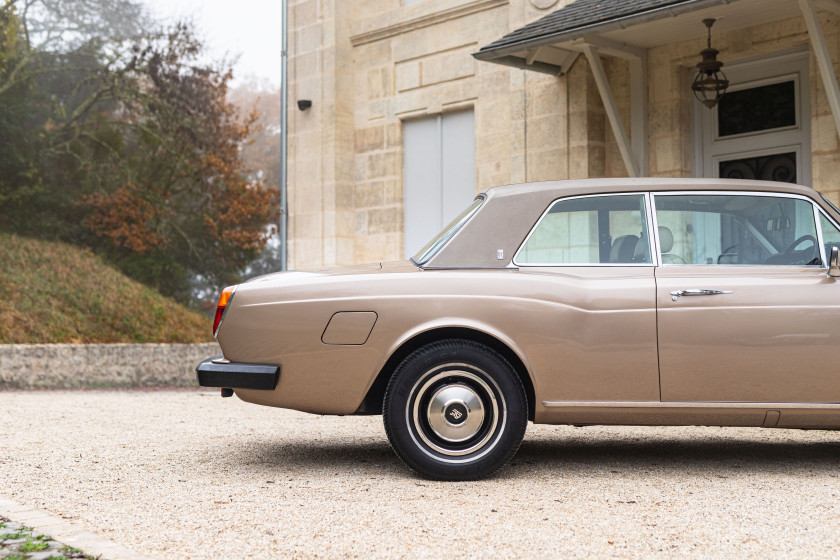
[695,50,810,185]
[718,151,797,183]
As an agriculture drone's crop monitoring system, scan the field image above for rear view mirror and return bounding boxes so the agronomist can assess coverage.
[829,246,840,278]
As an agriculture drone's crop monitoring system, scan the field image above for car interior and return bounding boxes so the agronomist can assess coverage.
[519,192,839,267]
[654,194,823,266]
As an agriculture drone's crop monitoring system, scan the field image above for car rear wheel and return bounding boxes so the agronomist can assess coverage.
[383,339,528,480]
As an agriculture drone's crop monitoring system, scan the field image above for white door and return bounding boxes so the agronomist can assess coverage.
[694,50,811,185]
[403,111,475,258]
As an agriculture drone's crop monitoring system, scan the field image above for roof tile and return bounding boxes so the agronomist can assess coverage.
[478,0,699,55]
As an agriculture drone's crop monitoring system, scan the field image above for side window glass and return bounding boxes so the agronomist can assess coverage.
[820,213,840,260]
[516,194,651,265]
[654,194,821,266]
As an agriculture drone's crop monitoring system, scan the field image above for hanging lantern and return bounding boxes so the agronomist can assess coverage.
[691,18,729,109]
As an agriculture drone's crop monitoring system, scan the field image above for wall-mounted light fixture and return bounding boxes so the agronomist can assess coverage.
[297,99,312,111]
[691,19,729,109]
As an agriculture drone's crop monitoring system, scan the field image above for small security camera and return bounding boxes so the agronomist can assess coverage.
[297,99,312,111]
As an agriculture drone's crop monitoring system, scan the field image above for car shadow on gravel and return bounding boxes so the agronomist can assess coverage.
[506,435,840,477]
[205,430,840,480]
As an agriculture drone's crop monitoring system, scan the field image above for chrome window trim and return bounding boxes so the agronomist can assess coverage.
[815,192,840,270]
[819,192,840,216]
[817,208,840,232]
[513,263,655,268]
[651,190,824,267]
[816,207,840,267]
[815,203,827,266]
[645,191,662,267]
[413,194,486,268]
[512,192,655,268]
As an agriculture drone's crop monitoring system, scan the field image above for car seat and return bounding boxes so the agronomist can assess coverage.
[610,235,639,263]
[658,226,686,264]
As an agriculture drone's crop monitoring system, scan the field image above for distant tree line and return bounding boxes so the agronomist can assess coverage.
[0,0,277,307]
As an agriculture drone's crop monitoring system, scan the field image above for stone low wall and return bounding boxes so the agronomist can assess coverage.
[0,343,221,388]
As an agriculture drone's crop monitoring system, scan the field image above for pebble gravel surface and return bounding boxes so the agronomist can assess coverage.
[0,390,839,559]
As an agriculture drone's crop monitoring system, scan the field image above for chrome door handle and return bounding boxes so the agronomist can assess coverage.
[670,289,733,301]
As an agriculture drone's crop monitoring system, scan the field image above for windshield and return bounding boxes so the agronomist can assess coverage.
[820,192,840,216]
[412,197,484,265]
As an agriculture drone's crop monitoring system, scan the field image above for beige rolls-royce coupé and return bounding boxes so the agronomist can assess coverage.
[197,178,840,480]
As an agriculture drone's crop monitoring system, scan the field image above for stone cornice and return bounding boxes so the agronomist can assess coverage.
[350,0,509,46]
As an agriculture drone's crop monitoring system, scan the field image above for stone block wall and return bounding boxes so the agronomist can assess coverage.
[0,343,221,388]
[645,10,840,207]
[286,0,840,270]
[287,0,576,269]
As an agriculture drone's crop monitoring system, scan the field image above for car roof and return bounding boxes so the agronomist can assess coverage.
[483,178,817,200]
[422,178,826,269]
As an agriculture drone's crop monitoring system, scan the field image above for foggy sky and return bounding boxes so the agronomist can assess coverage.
[142,0,283,88]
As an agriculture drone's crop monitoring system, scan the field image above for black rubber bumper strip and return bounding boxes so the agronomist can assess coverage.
[196,355,280,390]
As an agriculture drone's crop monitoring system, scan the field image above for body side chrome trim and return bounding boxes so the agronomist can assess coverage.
[542,401,840,409]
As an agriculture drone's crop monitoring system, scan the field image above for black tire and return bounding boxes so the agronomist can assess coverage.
[383,339,528,481]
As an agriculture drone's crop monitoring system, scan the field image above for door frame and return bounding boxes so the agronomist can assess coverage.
[692,48,811,185]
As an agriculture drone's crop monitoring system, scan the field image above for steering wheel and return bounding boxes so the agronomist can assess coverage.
[781,234,818,263]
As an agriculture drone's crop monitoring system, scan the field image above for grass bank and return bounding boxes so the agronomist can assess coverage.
[0,233,213,343]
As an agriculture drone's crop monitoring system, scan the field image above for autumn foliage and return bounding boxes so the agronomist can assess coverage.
[81,183,168,253]
[0,3,278,305]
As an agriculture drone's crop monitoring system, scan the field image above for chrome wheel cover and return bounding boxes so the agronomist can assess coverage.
[426,383,485,442]
[407,364,506,462]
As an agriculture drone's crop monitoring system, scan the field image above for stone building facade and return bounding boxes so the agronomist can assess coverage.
[286,0,840,268]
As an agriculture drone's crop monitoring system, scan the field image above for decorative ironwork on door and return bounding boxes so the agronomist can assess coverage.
[719,152,796,183]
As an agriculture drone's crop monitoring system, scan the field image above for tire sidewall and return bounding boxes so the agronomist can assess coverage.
[383,340,528,481]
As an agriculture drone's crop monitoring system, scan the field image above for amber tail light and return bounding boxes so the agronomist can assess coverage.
[212,285,237,337]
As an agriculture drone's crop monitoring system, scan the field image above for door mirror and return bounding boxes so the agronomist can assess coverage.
[829,246,840,278]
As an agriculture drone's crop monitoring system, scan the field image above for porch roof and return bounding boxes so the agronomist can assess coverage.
[478,0,701,60]
[474,0,804,75]
[472,0,840,182]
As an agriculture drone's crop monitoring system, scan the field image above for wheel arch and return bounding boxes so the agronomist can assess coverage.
[356,326,536,421]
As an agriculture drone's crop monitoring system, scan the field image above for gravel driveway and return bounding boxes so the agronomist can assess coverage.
[0,390,838,559]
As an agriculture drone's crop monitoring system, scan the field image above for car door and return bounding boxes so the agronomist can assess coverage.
[653,191,840,403]
[513,193,660,403]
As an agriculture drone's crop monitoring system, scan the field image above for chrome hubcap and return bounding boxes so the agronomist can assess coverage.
[427,384,485,442]
[409,366,502,458]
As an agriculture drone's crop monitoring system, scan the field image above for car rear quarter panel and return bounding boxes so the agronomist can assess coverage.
[220,265,658,418]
